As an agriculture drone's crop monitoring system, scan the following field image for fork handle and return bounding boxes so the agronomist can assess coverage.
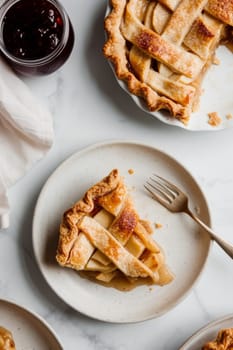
[186,209,233,259]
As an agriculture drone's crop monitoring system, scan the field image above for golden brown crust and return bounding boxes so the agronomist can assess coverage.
[56,169,124,266]
[103,0,189,123]
[202,328,233,350]
[103,0,233,124]
[78,216,157,280]
[56,169,174,288]
[0,327,16,350]
[205,0,233,26]
[109,197,138,244]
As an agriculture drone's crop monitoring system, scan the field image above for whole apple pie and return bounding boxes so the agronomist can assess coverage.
[103,0,233,124]
[56,169,173,290]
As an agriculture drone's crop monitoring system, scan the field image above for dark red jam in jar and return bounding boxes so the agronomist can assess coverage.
[0,0,74,75]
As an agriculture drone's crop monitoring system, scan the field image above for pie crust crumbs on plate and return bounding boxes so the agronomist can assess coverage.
[56,169,174,291]
[0,327,16,350]
[103,0,233,124]
[208,111,222,126]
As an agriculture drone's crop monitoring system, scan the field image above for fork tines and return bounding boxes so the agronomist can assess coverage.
[144,174,178,205]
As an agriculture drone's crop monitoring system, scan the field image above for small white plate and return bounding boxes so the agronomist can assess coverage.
[105,5,233,131]
[33,140,211,323]
[0,299,63,349]
[179,314,233,349]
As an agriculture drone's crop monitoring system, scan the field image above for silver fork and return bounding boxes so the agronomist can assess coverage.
[144,174,233,259]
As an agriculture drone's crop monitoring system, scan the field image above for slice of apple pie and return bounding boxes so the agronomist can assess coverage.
[56,169,173,290]
[103,0,233,124]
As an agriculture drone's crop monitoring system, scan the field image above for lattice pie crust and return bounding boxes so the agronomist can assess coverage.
[56,169,173,290]
[103,0,233,124]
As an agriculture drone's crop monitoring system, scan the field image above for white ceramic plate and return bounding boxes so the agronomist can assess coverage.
[0,299,63,349]
[33,140,211,323]
[179,314,233,350]
[105,6,233,131]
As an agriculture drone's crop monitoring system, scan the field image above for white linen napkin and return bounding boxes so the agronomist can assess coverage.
[0,58,54,229]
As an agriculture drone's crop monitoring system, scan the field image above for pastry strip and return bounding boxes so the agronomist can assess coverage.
[205,0,233,26]
[122,0,203,78]
[79,216,157,281]
[161,0,208,44]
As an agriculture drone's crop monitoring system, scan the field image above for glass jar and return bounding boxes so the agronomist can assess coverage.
[0,0,74,76]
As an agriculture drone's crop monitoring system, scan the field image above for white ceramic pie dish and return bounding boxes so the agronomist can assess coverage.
[105,4,233,131]
[33,140,212,323]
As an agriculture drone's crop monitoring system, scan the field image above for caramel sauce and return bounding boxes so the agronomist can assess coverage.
[78,268,173,292]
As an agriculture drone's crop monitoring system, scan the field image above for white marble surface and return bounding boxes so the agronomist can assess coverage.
[1,0,233,349]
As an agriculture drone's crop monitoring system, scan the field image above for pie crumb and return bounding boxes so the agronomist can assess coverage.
[128,168,134,175]
[208,112,222,126]
[213,56,220,65]
[155,222,162,229]
[226,113,233,120]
